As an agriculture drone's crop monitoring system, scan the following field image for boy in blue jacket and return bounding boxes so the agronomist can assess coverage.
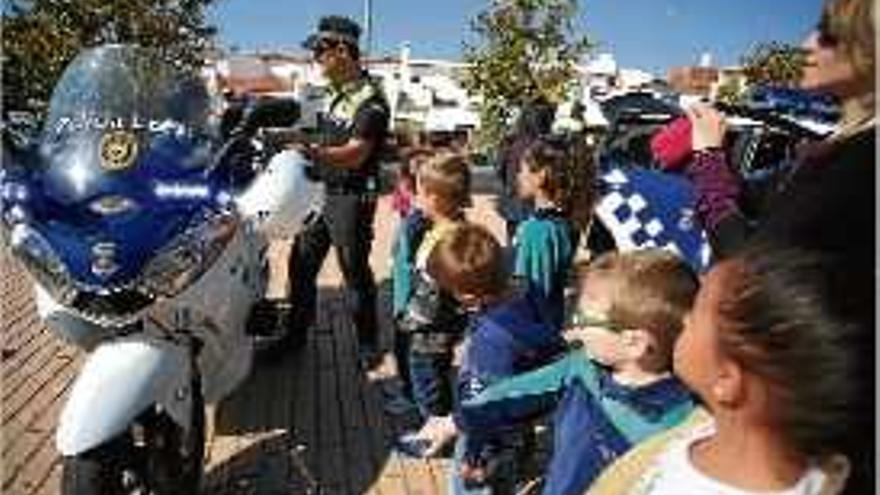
[423,223,567,491]
[458,249,699,494]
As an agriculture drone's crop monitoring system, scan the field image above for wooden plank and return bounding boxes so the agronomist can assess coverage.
[2,354,77,458]
[10,440,62,495]
[32,459,62,495]
[2,319,55,380]
[2,343,75,426]
[2,338,74,408]
[1,314,49,380]
[2,420,57,494]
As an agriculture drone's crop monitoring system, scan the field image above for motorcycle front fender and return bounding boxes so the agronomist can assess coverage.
[56,337,192,456]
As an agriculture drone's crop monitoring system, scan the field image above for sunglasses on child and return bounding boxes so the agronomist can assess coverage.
[566,308,624,333]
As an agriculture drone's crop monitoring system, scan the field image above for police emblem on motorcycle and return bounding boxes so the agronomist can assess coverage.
[100,131,138,171]
[91,242,120,278]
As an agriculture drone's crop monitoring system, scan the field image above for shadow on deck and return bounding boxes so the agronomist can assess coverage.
[203,283,452,495]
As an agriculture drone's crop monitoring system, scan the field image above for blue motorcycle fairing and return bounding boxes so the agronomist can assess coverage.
[32,129,223,287]
[10,45,232,290]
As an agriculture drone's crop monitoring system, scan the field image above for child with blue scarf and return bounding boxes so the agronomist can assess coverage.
[458,250,699,494]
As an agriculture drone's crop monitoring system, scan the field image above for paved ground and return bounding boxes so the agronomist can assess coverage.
[1,193,507,495]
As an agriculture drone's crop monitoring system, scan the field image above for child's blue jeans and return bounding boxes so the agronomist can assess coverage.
[409,351,454,419]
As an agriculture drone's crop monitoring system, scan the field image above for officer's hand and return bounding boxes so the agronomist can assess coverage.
[297,142,325,162]
[263,128,306,151]
[302,161,323,182]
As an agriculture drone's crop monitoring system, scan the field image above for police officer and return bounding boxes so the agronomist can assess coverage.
[285,16,389,367]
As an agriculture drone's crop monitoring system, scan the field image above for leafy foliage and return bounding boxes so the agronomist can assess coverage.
[2,0,218,118]
[715,77,745,106]
[462,0,591,150]
[740,41,805,87]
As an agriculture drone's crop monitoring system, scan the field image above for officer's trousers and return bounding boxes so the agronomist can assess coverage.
[287,193,378,348]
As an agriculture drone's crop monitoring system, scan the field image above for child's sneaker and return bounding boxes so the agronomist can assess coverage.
[393,431,434,458]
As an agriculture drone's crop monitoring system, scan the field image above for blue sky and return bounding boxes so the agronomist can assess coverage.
[208,0,823,76]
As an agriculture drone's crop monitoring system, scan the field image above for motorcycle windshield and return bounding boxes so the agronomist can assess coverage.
[23,45,225,290]
[44,45,210,142]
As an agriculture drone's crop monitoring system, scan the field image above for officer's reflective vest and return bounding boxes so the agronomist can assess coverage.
[316,74,389,194]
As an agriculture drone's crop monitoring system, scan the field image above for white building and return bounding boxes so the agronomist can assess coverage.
[211,43,480,135]
[209,47,671,135]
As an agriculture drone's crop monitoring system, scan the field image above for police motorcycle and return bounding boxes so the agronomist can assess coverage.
[589,88,837,273]
[0,45,324,494]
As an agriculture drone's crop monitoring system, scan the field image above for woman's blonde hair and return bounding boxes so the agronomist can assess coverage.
[823,0,875,86]
[822,0,876,128]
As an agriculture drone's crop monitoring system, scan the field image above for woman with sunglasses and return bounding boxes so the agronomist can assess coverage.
[683,0,874,263]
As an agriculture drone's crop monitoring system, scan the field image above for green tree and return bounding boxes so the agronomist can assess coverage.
[2,0,218,118]
[462,0,591,151]
[740,41,805,87]
[715,77,745,106]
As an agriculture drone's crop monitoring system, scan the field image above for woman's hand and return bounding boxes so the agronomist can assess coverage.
[685,104,727,151]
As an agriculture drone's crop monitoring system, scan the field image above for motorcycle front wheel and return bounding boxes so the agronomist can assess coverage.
[61,373,205,495]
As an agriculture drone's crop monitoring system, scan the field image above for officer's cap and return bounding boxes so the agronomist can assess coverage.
[303,16,361,51]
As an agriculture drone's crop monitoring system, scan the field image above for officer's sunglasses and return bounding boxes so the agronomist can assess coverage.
[313,40,341,59]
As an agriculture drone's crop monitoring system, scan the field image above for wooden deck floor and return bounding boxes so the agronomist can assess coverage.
[1,194,507,495]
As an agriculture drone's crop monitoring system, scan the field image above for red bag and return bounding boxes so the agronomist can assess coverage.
[650,116,693,171]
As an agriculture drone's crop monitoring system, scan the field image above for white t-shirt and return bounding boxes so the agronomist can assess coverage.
[631,422,828,495]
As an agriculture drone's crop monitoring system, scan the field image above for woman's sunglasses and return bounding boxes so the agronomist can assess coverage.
[816,13,839,48]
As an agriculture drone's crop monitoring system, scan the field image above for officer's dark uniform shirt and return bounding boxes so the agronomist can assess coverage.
[317,71,390,194]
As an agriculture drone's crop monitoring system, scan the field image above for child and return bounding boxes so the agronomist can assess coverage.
[391,162,417,218]
[513,135,595,328]
[395,152,471,447]
[391,147,432,219]
[388,204,430,414]
[611,246,873,494]
[426,224,568,492]
[458,249,699,494]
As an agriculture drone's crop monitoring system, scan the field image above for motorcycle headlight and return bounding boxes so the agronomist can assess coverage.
[9,223,78,305]
[139,209,239,298]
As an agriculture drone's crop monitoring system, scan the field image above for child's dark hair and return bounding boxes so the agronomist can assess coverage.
[522,135,596,232]
[417,152,471,217]
[576,249,699,370]
[716,246,874,493]
[427,223,507,299]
